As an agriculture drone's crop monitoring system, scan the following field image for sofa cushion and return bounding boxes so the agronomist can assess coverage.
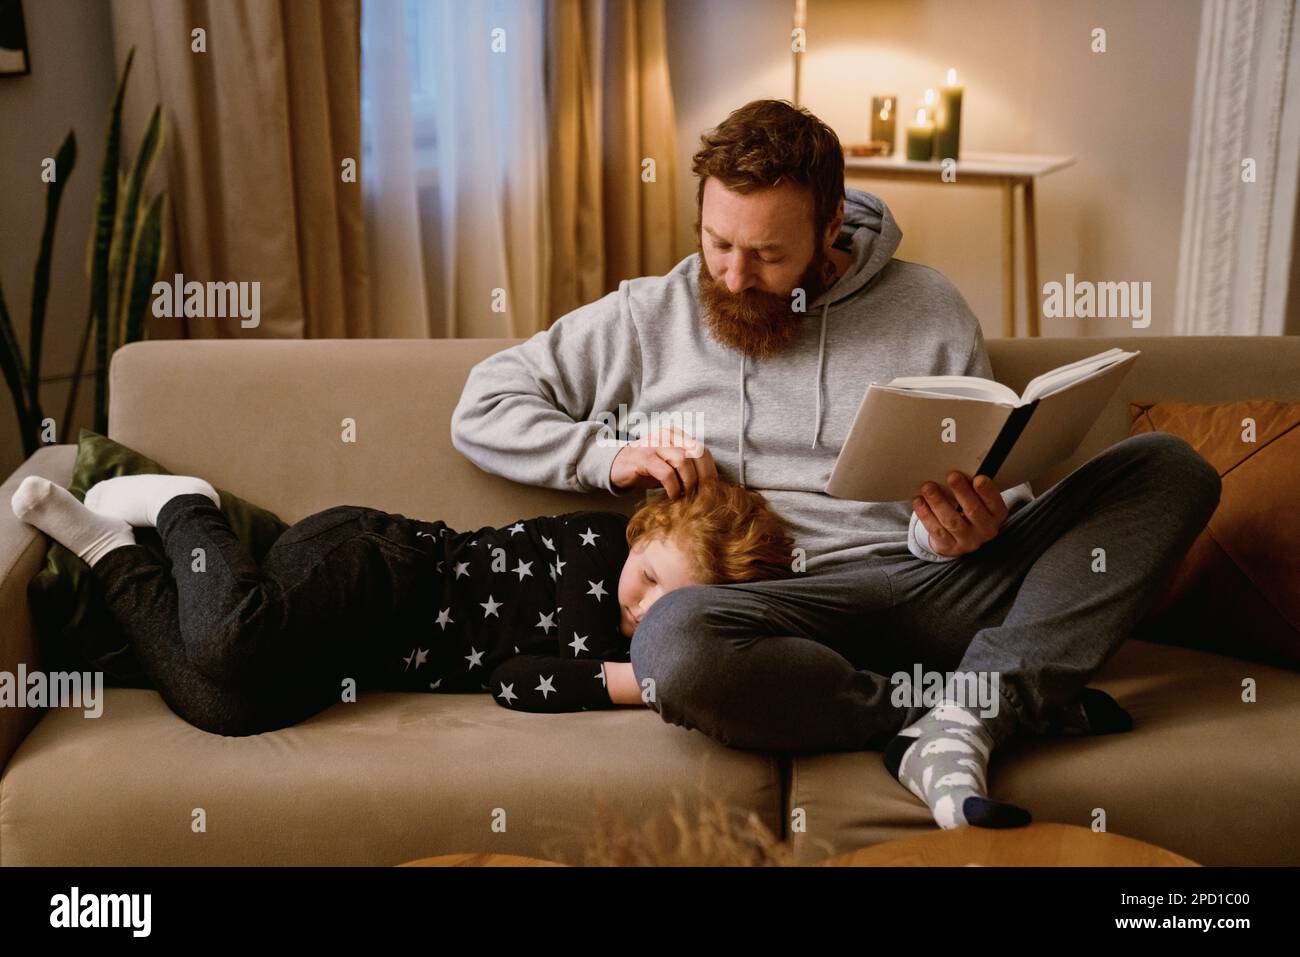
[0,690,783,865]
[25,429,288,687]
[786,639,1300,866]
[1129,400,1300,670]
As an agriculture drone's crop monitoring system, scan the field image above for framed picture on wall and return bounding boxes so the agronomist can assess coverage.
[0,0,31,77]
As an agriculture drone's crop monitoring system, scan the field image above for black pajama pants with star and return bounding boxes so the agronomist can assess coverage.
[90,493,444,736]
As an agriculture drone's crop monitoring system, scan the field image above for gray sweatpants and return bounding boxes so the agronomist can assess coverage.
[629,431,1222,754]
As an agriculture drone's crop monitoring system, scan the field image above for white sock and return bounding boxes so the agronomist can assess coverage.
[84,474,219,528]
[11,476,136,567]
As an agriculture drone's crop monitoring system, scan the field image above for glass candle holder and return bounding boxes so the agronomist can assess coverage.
[870,96,897,156]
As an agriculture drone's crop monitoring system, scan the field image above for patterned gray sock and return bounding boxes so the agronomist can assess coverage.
[883,692,1030,830]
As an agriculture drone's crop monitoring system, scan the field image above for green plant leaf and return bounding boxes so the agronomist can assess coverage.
[123,193,166,346]
[29,130,78,415]
[0,280,36,455]
[114,109,163,348]
[90,47,134,436]
[109,104,162,352]
[109,106,159,358]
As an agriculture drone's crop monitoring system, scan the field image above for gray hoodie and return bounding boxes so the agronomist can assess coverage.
[451,187,1032,572]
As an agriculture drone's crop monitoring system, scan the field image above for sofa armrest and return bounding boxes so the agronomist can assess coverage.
[0,445,76,772]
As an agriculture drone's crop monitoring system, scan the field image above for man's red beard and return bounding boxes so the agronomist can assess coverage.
[697,242,837,360]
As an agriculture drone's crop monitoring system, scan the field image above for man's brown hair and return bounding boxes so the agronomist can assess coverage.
[626,480,796,585]
[691,98,845,240]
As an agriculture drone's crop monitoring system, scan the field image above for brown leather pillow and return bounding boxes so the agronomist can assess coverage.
[1129,400,1300,669]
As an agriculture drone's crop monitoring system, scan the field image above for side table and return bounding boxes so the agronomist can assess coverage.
[845,151,1075,338]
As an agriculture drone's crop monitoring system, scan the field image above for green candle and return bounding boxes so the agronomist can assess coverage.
[935,67,964,160]
[905,107,934,161]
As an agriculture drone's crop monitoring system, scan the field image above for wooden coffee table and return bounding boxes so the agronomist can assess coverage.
[399,824,1196,867]
[399,853,563,867]
[818,822,1198,867]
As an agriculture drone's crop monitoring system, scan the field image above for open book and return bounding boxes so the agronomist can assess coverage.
[826,348,1140,502]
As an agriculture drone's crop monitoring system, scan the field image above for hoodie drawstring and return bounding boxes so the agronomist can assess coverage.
[811,301,828,449]
[738,351,746,486]
[737,300,830,487]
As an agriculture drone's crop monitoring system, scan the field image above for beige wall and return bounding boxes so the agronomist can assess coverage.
[0,0,117,478]
[666,0,1203,340]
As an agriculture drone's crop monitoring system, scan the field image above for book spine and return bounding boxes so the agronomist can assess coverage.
[975,399,1040,480]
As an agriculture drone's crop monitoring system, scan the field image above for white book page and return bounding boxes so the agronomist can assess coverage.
[1021,349,1131,402]
[882,375,1020,404]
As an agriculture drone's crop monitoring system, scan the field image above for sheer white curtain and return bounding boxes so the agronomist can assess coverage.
[361,0,551,337]
[1174,0,1300,335]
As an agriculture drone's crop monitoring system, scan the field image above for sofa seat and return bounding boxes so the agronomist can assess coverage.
[0,689,783,866]
[788,638,1300,866]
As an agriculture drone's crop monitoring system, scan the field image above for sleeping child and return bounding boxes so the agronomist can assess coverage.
[11,473,796,736]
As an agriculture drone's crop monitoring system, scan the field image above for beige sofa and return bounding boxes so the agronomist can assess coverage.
[2,335,1298,866]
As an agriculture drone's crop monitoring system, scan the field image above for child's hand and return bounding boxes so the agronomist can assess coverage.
[603,661,646,706]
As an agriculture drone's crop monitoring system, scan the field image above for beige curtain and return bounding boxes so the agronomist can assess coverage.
[547,0,679,322]
[109,0,369,339]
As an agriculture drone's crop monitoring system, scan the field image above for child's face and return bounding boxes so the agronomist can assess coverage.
[617,533,701,638]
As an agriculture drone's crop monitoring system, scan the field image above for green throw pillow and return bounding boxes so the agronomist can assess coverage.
[27,429,289,687]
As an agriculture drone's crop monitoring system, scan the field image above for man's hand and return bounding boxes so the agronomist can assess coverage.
[912,472,1008,558]
[609,425,718,499]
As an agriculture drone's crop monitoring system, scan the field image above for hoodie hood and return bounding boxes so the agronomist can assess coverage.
[737,187,903,486]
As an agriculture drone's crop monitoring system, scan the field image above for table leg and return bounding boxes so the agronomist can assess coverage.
[1023,178,1039,336]
[1002,179,1015,337]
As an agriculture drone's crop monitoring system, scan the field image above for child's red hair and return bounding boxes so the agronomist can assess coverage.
[625,481,796,584]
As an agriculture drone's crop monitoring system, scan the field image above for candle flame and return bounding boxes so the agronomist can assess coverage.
[924,88,936,105]
[915,107,927,124]
[947,67,957,85]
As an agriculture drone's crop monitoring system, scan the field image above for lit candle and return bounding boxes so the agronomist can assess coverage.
[934,67,964,160]
[905,107,934,162]
[870,95,897,154]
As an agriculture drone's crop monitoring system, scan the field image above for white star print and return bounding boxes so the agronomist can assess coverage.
[595,667,606,687]
[508,522,525,535]
[497,682,518,705]
[579,527,599,546]
[480,595,502,618]
[453,561,470,579]
[513,559,533,581]
[436,608,453,630]
[554,556,566,575]
[542,535,555,551]
[465,647,484,669]
[569,632,589,655]
[535,675,557,699]
[402,649,417,671]
[414,648,429,668]
[536,611,556,634]
[549,562,557,581]
[586,579,608,601]
[436,560,444,572]
[430,678,442,691]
